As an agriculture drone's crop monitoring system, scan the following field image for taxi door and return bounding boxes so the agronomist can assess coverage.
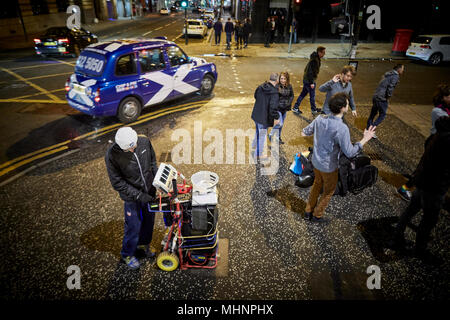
[137,48,173,106]
[165,45,200,97]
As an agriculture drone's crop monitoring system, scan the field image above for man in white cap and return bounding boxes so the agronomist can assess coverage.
[105,127,158,270]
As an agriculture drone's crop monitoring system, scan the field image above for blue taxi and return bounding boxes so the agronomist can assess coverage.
[65,38,218,122]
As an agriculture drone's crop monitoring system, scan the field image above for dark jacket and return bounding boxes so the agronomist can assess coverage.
[214,21,223,33]
[105,136,158,202]
[225,21,234,33]
[243,22,252,35]
[278,83,294,113]
[264,21,272,33]
[251,82,280,127]
[303,51,321,83]
[235,24,244,37]
[413,132,450,194]
[373,70,400,102]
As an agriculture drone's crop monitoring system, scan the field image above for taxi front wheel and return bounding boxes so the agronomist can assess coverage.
[117,97,142,123]
[200,74,215,96]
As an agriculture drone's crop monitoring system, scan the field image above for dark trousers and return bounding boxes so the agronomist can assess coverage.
[121,201,155,258]
[243,33,249,46]
[294,81,317,110]
[264,32,270,47]
[394,188,445,252]
[214,32,221,44]
[237,35,243,48]
[226,32,232,47]
[367,98,388,129]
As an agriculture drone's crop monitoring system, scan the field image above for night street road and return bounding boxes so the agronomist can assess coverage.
[0,15,450,302]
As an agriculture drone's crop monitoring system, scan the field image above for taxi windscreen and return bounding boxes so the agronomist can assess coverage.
[75,51,106,77]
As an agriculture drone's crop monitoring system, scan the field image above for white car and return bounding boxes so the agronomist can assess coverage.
[406,34,450,65]
[160,8,169,15]
[183,19,207,38]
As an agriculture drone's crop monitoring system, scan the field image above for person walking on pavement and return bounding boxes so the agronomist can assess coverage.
[105,127,158,270]
[243,18,252,48]
[251,73,280,161]
[225,18,234,50]
[264,17,272,48]
[270,17,276,43]
[292,46,326,115]
[392,116,450,265]
[397,83,450,201]
[269,71,294,144]
[301,93,376,222]
[235,20,244,49]
[319,65,358,117]
[213,18,223,45]
[277,16,286,42]
[366,64,405,138]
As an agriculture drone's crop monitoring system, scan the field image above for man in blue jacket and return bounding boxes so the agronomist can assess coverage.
[105,127,158,270]
[224,18,234,50]
[301,93,376,222]
[366,64,404,138]
[213,18,223,45]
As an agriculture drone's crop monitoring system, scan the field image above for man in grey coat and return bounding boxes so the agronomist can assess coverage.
[319,65,358,117]
[366,64,405,137]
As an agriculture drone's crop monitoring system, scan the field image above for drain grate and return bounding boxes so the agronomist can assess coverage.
[366,152,382,161]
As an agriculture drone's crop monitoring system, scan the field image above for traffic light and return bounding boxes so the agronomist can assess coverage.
[294,0,302,4]
[181,1,188,8]
[329,2,348,34]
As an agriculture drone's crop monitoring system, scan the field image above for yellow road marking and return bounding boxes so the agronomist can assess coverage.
[87,103,203,140]
[0,67,60,101]
[8,88,66,100]
[0,100,208,174]
[0,140,71,170]
[0,146,68,177]
[0,98,66,104]
[50,58,76,67]
[9,62,71,71]
[25,72,72,81]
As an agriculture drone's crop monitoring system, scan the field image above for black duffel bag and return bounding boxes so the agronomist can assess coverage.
[334,152,378,196]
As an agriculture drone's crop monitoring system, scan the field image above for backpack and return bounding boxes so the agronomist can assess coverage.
[334,153,378,196]
[293,148,378,195]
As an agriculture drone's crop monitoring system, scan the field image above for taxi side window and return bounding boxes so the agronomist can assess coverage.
[115,53,137,76]
[167,46,188,67]
[138,49,166,73]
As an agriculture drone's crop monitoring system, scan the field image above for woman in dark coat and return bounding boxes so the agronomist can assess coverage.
[269,71,294,144]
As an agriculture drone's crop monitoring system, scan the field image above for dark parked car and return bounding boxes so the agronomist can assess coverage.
[34,27,98,58]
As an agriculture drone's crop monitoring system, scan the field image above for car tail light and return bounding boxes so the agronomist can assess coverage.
[34,38,41,44]
[65,78,71,92]
[58,38,69,44]
[420,44,431,49]
[94,88,100,103]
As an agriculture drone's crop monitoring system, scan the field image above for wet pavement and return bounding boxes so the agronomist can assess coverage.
[0,53,449,301]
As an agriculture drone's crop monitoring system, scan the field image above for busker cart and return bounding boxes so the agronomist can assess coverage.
[149,164,219,271]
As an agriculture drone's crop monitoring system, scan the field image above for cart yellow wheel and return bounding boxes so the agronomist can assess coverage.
[156,251,179,272]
